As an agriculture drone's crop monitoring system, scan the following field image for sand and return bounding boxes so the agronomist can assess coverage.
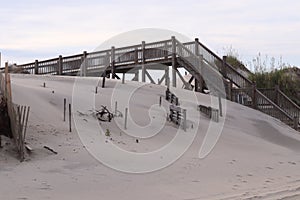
[0,74,299,200]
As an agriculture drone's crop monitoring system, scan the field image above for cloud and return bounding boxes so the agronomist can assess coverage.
[1,0,299,67]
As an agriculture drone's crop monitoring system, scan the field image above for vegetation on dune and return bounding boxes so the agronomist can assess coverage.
[224,50,300,106]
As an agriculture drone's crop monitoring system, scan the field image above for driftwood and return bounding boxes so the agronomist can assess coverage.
[94,106,114,122]
[44,146,58,154]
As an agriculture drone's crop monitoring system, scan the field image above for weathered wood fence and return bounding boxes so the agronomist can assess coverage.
[165,88,179,106]
[198,105,219,122]
[169,104,187,131]
[0,63,30,161]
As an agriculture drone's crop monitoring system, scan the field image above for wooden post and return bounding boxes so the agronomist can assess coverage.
[195,38,199,56]
[111,46,115,79]
[34,60,39,75]
[23,106,30,141]
[63,98,66,122]
[294,116,299,130]
[58,55,63,75]
[159,96,162,106]
[102,75,106,88]
[43,82,46,87]
[134,47,138,64]
[124,108,128,130]
[122,73,125,84]
[4,62,8,99]
[218,93,223,117]
[83,51,87,77]
[182,109,186,131]
[141,41,146,82]
[115,101,118,116]
[69,103,72,132]
[165,67,169,88]
[171,36,177,87]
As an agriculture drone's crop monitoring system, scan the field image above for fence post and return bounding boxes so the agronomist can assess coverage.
[141,41,146,82]
[69,104,72,132]
[124,108,128,130]
[294,116,299,130]
[182,109,186,131]
[4,62,8,98]
[102,74,106,88]
[63,98,66,121]
[159,96,162,106]
[58,55,63,75]
[252,82,257,109]
[171,36,177,87]
[218,93,223,117]
[115,101,118,116]
[122,73,125,84]
[111,46,115,79]
[34,60,39,75]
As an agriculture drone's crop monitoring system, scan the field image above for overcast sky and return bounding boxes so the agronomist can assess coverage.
[1,0,299,70]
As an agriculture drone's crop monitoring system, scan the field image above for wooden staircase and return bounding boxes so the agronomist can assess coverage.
[194,40,300,131]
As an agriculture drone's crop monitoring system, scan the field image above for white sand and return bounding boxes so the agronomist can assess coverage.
[0,74,299,200]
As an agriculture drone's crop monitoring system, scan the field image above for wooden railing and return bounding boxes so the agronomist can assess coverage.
[255,89,296,127]
[259,87,300,126]
[175,39,226,96]
[2,37,298,131]
[232,87,297,128]
[196,40,253,88]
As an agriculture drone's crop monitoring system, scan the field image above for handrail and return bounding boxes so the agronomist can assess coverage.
[196,40,253,87]
[256,89,294,121]
[277,88,300,111]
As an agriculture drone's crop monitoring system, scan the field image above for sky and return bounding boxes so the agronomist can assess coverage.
[1,0,299,71]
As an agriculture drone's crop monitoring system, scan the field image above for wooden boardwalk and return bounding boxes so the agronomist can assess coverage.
[3,36,300,131]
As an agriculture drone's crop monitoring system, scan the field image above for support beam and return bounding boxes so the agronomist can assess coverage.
[176,68,192,90]
[158,73,166,85]
[188,76,194,84]
[145,70,156,84]
[195,38,199,56]
[114,73,121,80]
[171,36,177,87]
[132,70,139,81]
[165,67,169,87]
[58,55,63,75]
[82,51,87,77]
[141,41,146,82]
[111,46,116,79]
[34,60,39,75]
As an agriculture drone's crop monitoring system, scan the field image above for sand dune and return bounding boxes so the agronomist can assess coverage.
[0,74,299,200]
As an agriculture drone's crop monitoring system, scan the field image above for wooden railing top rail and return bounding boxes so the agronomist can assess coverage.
[277,88,300,111]
[196,41,253,87]
[259,87,300,112]
[256,89,294,121]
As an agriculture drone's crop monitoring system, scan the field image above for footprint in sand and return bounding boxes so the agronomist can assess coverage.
[288,161,296,165]
[266,166,273,170]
